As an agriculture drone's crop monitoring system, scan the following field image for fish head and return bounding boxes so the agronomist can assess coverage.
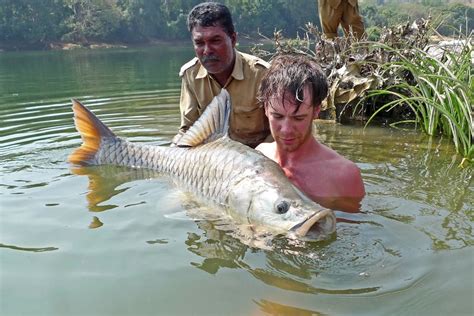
[227,165,336,240]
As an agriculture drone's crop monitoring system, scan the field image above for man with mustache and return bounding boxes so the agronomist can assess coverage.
[256,54,365,212]
[173,2,271,148]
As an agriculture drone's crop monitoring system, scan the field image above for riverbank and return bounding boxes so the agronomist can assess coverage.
[0,37,272,52]
[0,39,184,52]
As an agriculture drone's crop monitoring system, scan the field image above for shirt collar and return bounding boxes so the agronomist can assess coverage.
[196,49,244,81]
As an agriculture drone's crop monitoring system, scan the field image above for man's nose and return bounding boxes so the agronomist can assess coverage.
[203,43,212,55]
[279,119,293,134]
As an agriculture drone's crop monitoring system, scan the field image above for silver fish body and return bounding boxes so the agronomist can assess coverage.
[69,90,336,239]
[93,136,271,204]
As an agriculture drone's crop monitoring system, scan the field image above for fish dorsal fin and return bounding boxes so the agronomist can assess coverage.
[176,89,231,147]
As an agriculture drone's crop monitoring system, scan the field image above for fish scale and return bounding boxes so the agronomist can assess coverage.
[94,137,257,206]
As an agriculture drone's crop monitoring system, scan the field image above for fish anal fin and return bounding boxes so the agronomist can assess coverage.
[176,89,230,147]
[68,99,115,165]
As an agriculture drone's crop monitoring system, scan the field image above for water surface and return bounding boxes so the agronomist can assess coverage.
[1,45,473,316]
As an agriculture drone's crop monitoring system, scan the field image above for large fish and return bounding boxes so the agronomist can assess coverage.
[69,90,336,239]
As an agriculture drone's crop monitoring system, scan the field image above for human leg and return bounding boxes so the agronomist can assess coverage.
[318,0,343,39]
[341,1,365,39]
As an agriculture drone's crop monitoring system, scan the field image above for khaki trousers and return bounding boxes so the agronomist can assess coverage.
[318,0,365,39]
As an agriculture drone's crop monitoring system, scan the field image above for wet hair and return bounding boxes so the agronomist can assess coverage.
[258,54,328,113]
[187,2,235,37]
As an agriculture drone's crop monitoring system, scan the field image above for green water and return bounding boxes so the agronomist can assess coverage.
[1,45,473,316]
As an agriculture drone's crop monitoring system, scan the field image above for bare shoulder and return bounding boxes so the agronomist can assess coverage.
[324,147,361,176]
[335,157,362,178]
[318,145,365,195]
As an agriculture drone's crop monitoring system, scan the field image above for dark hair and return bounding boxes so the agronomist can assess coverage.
[258,54,328,113]
[187,2,235,37]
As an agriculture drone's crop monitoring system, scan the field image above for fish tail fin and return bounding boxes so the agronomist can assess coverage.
[68,99,116,165]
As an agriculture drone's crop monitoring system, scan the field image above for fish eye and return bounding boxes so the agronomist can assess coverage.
[276,200,290,214]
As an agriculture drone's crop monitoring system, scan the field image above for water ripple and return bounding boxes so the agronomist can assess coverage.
[0,90,180,159]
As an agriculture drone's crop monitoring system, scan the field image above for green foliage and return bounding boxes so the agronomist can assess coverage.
[365,26,382,41]
[115,0,164,41]
[61,0,122,43]
[421,0,443,6]
[437,4,474,36]
[361,1,473,37]
[364,41,474,165]
[0,0,472,47]
[227,0,318,38]
[0,0,69,46]
[115,0,199,41]
[362,3,411,28]
[0,0,319,46]
[159,0,202,39]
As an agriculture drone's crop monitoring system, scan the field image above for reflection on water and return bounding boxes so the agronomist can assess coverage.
[183,213,433,296]
[1,46,472,316]
[317,123,473,250]
[88,216,103,229]
[253,299,325,316]
[70,165,162,213]
[0,243,59,253]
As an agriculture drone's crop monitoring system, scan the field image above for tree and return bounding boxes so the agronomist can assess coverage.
[0,0,471,48]
[437,3,474,35]
[62,0,122,43]
[159,0,201,39]
[116,0,162,41]
[226,0,318,38]
[0,0,69,46]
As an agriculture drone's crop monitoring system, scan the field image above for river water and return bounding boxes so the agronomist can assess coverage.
[1,45,473,316]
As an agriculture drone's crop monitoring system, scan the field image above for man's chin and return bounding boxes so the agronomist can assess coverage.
[277,140,298,152]
[202,62,222,73]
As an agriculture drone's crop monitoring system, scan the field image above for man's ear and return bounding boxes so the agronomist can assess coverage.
[313,105,321,119]
[230,32,237,47]
[263,104,270,117]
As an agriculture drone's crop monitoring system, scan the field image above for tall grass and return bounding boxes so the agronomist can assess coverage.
[363,40,473,167]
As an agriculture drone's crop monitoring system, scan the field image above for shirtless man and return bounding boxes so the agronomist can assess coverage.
[256,54,365,212]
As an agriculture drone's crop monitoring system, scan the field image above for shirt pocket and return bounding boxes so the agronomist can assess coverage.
[231,104,267,135]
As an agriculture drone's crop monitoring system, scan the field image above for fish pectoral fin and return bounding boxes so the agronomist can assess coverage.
[176,89,231,147]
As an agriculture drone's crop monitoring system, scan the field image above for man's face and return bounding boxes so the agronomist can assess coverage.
[265,86,320,152]
[191,25,236,76]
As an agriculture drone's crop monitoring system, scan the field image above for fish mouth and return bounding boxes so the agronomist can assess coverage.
[290,209,336,239]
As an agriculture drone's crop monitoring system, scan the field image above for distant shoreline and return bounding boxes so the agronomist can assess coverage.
[0,38,272,52]
[0,40,186,52]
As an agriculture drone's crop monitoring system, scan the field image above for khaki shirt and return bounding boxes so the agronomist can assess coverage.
[177,50,270,148]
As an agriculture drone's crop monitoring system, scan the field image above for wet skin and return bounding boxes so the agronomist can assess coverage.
[257,86,365,213]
